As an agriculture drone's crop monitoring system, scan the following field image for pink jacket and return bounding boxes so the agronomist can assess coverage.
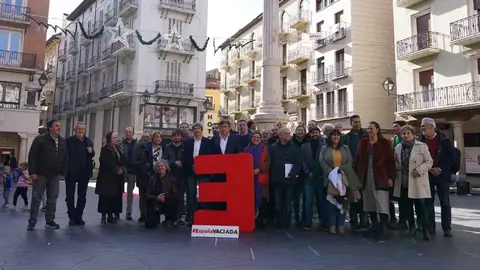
[17,170,29,187]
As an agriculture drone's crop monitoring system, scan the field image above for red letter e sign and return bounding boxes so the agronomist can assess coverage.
[194,154,254,232]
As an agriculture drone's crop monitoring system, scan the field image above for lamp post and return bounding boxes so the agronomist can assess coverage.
[382,77,396,96]
[138,89,151,115]
[37,73,48,101]
[200,97,212,121]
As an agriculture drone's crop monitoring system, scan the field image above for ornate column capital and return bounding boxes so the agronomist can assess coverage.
[17,132,28,139]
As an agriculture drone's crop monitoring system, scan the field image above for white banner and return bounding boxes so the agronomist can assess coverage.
[309,32,326,40]
[191,225,239,239]
[465,147,480,174]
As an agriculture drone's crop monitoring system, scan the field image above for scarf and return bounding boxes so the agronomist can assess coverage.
[247,143,263,171]
[400,140,414,187]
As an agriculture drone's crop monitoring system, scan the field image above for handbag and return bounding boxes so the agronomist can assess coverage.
[327,182,340,196]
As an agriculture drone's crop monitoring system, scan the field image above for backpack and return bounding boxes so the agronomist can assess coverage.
[451,147,461,175]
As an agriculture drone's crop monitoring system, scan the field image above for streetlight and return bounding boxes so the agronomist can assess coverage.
[139,89,151,114]
[200,97,212,121]
[37,72,48,101]
[382,77,396,96]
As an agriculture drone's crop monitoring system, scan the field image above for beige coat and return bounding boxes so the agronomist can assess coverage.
[393,141,433,199]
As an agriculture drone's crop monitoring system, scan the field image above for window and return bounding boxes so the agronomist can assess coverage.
[143,105,196,129]
[337,88,347,116]
[88,113,96,140]
[419,69,434,101]
[236,93,241,107]
[316,57,325,70]
[282,77,287,100]
[316,21,324,32]
[282,44,287,64]
[26,91,36,106]
[166,61,182,82]
[335,10,344,24]
[0,30,21,53]
[65,118,72,137]
[206,96,214,110]
[168,18,183,34]
[326,91,334,118]
[475,0,480,11]
[78,115,84,123]
[316,0,324,11]
[301,107,307,124]
[300,69,307,94]
[316,94,323,106]
[0,81,20,107]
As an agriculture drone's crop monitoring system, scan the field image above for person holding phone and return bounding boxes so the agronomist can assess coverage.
[145,159,178,228]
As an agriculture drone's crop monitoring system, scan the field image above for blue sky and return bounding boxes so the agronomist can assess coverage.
[47,0,264,70]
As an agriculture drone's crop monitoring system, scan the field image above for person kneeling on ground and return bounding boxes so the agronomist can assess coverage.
[145,159,179,228]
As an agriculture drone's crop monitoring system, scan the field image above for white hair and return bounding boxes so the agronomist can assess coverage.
[278,127,291,135]
[421,118,436,128]
[125,127,134,132]
[75,122,86,128]
[322,123,335,131]
[154,159,170,172]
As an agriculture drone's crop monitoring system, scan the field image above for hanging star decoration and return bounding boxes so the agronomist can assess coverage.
[165,23,185,52]
[106,18,135,48]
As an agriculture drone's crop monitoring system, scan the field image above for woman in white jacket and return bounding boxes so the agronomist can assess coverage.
[393,125,433,241]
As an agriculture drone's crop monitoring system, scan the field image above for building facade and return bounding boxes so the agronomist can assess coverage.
[0,0,50,164]
[218,0,396,131]
[393,0,480,174]
[204,68,220,137]
[41,33,61,129]
[52,0,208,164]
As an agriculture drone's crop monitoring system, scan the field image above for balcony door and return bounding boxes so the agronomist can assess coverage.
[335,49,345,76]
[300,69,307,94]
[419,69,434,106]
[0,30,21,66]
[282,77,287,100]
[317,57,325,81]
[416,13,431,51]
[326,91,334,118]
[282,44,287,65]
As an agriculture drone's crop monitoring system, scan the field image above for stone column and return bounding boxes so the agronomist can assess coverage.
[252,0,288,130]
[18,133,28,163]
[451,120,466,175]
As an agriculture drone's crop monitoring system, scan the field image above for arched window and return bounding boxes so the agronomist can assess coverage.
[281,11,286,31]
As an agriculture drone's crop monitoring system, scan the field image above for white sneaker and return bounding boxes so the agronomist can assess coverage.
[23,205,29,210]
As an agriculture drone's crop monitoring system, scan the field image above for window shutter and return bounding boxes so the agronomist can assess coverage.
[419,69,433,85]
[168,18,172,33]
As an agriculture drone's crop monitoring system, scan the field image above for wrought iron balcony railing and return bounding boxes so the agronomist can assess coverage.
[329,61,350,80]
[119,0,138,14]
[87,92,98,103]
[450,14,480,43]
[289,10,311,28]
[396,31,443,59]
[100,85,111,99]
[75,96,86,107]
[0,50,36,69]
[313,68,327,85]
[155,80,194,96]
[287,46,311,64]
[68,41,78,54]
[395,82,480,112]
[159,0,196,12]
[0,3,30,22]
[287,83,310,99]
[157,38,195,54]
[111,79,132,95]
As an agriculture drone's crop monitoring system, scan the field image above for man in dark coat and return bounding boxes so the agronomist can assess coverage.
[65,122,95,225]
[27,119,68,230]
[419,118,454,238]
[167,129,186,224]
[119,127,139,221]
[269,127,302,229]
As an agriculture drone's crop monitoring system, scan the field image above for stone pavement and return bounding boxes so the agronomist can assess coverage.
[1,183,480,270]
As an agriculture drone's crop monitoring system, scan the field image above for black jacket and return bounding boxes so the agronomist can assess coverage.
[183,137,213,174]
[134,142,169,188]
[28,133,68,177]
[66,135,95,179]
[269,140,302,185]
[167,142,186,179]
[211,134,243,155]
[419,130,454,183]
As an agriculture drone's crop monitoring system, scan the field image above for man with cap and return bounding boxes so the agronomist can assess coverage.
[27,119,68,230]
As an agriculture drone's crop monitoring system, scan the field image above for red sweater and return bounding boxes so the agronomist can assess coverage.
[425,135,439,166]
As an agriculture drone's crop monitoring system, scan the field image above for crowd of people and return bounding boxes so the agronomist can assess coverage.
[6,114,457,242]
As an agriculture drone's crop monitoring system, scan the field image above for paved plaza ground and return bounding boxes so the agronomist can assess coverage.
[1,183,480,270]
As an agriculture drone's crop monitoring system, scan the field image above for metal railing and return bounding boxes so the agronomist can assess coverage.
[241,100,253,110]
[157,38,194,53]
[312,34,327,49]
[395,82,480,112]
[87,92,98,103]
[0,50,36,69]
[100,85,111,99]
[156,80,194,96]
[159,0,196,12]
[112,35,135,53]
[241,68,255,82]
[287,46,311,63]
[0,3,30,22]
[280,22,291,33]
[329,22,347,42]
[450,14,480,43]
[289,10,311,25]
[313,68,327,84]
[68,41,78,54]
[120,0,138,12]
[75,96,86,107]
[330,61,349,79]
[396,31,444,59]
[254,96,260,107]
[287,82,309,98]
[105,8,117,25]
[111,79,132,95]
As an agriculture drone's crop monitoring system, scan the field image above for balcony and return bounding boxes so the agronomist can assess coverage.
[68,41,78,55]
[229,104,241,114]
[75,95,86,108]
[281,57,290,71]
[287,46,311,64]
[110,80,133,97]
[58,49,67,62]
[101,47,115,66]
[88,54,101,71]
[396,31,444,61]
[0,50,36,70]
[396,0,427,8]
[220,83,232,94]
[256,35,263,47]
[255,63,262,77]
[241,69,258,84]
[289,10,311,30]
[220,53,229,70]
[56,76,66,88]
[0,3,30,24]
[395,82,480,114]
[287,83,310,100]
[119,0,138,18]
[65,70,77,83]
[78,62,89,77]
[105,8,118,27]
[241,100,256,111]
[312,69,327,85]
[63,101,72,111]
[157,37,195,55]
[243,44,258,58]
[229,77,242,89]
[329,61,349,80]
[316,105,324,120]
[450,14,480,46]
[279,22,291,40]
[230,52,242,66]
[99,85,111,100]
[53,105,61,114]
[87,92,98,104]
[158,0,196,15]
[312,32,328,50]
[328,22,347,43]
[80,34,91,47]
[112,35,136,57]
[155,80,194,97]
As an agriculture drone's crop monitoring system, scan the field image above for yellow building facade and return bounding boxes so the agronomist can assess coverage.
[203,88,221,137]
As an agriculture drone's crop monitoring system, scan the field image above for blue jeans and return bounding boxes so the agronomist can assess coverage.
[303,179,328,224]
[327,202,345,227]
